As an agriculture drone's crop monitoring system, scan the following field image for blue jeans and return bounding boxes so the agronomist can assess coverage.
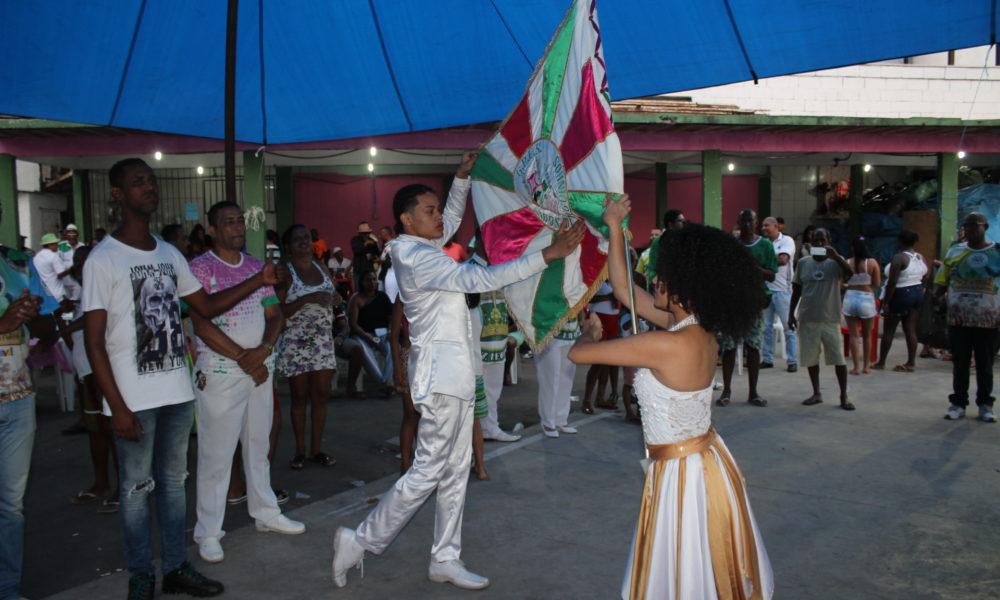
[0,395,35,600]
[762,290,798,365]
[116,400,194,576]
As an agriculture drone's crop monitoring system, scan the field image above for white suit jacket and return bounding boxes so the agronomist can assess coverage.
[391,177,547,401]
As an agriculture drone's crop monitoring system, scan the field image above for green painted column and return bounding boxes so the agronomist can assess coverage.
[72,170,89,241]
[275,167,294,236]
[937,152,959,259]
[654,162,667,230]
[242,151,266,259]
[702,150,722,228]
[0,155,18,248]
[849,163,864,239]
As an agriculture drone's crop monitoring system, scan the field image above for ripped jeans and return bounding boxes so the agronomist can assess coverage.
[115,400,194,576]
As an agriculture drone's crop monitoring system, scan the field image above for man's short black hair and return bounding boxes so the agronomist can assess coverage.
[161,224,184,243]
[207,201,241,228]
[663,209,684,229]
[776,217,785,225]
[393,184,436,234]
[109,158,151,188]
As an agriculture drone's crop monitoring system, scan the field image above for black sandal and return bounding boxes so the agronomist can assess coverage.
[309,452,337,467]
[748,396,768,407]
[290,454,306,470]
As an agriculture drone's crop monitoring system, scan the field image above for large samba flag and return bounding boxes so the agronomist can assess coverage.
[470,0,623,352]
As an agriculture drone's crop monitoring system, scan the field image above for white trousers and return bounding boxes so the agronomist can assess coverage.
[479,361,505,436]
[194,371,280,541]
[356,393,472,562]
[534,341,576,430]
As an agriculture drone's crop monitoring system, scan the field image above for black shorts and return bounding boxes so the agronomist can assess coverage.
[888,284,923,317]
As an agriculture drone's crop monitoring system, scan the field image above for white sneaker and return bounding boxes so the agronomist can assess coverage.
[332,527,365,588]
[428,559,490,590]
[542,427,559,438]
[944,405,966,420]
[485,429,521,442]
[557,425,578,434]
[255,514,305,535]
[979,406,997,423]
[197,537,224,563]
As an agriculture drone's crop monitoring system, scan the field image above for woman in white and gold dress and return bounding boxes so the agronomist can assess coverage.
[569,197,774,600]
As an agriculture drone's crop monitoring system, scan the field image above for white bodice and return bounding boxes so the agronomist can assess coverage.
[634,314,712,445]
[633,369,713,445]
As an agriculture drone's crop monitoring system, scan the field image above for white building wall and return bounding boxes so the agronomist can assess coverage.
[15,160,40,193]
[676,46,999,120]
[18,192,67,251]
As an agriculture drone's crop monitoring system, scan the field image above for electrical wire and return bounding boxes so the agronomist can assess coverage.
[956,44,995,152]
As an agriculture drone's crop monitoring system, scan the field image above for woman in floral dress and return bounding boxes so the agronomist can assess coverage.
[277,224,339,469]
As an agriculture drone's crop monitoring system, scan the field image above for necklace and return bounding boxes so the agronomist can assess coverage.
[668,314,698,332]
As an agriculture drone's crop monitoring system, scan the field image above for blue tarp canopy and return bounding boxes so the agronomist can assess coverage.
[1,0,996,144]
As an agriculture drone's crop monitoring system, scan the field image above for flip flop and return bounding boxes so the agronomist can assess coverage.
[69,490,101,505]
[840,402,856,411]
[715,395,731,407]
[802,396,823,406]
[290,454,306,470]
[97,499,119,515]
[748,396,768,407]
[594,402,619,410]
[581,406,595,415]
[309,452,337,467]
[893,364,915,372]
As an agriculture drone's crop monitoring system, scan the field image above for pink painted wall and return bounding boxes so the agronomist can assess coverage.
[294,172,478,254]
[618,173,760,245]
[294,171,759,256]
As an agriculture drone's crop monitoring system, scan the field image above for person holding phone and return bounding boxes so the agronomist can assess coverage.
[788,228,855,410]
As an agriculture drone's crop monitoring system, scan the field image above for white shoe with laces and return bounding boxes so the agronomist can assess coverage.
[197,537,224,563]
[255,514,305,535]
[332,527,365,588]
[979,405,996,423]
[428,559,490,590]
[944,405,966,420]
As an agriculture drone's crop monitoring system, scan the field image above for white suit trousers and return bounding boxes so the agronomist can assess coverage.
[479,361,505,437]
[356,393,473,562]
[193,371,281,541]
[534,341,576,430]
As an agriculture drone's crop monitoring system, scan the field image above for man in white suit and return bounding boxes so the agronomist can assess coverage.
[333,152,585,590]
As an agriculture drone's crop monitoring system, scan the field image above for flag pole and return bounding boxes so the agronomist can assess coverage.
[622,227,638,335]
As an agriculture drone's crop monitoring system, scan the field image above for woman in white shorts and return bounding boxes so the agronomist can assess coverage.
[843,237,881,374]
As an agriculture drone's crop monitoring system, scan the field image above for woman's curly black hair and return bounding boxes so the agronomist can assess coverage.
[656,223,769,338]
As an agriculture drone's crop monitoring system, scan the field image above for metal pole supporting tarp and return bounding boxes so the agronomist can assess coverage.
[225,0,239,204]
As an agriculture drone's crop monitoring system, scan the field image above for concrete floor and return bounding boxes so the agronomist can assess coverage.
[19,335,1000,599]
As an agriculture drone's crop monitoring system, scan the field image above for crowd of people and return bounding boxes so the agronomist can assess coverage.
[0,152,996,600]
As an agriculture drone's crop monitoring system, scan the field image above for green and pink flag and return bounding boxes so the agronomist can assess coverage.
[471,0,623,352]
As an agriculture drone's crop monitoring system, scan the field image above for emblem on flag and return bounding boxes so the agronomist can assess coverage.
[471,0,624,352]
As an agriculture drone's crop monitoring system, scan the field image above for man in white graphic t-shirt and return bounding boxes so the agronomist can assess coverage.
[83,158,283,600]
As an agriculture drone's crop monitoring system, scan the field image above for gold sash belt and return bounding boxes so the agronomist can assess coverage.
[628,429,763,600]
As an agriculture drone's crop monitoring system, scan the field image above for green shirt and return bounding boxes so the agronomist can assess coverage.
[793,257,844,323]
[744,236,778,296]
